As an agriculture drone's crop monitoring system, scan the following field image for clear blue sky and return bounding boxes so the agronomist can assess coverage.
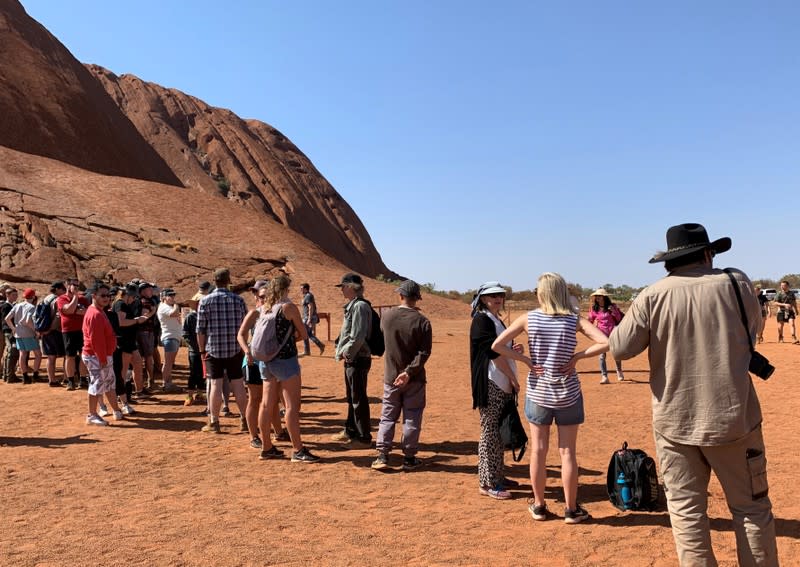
[22,0,800,292]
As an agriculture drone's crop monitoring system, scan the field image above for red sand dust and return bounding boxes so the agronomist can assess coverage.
[1,314,798,566]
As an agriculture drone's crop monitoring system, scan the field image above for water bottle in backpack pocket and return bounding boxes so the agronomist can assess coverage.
[607,441,661,512]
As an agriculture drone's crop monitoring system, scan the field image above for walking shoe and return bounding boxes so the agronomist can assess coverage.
[564,505,591,524]
[528,500,551,521]
[79,377,89,389]
[274,428,290,442]
[291,447,321,463]
[23,374,31,385]
[7,376,22,384]
[49,381,62,388]
[33,371,44,383]
[371,453,389,470]
[113,410,124,421]
[350,438,373,449]
[98,404,110,417]
[318,344,326,356]
[402,456,423,470]
[220,406,232,417]
[201,420,221,434]
[184,394,194,406]
[501,477,520,488]
[250,437,263,449]
[259,446,284,460]
[330,430,352,442]
[65,378,76,391]
[121,403,136,416]
[617,371,625,382]
[162,382,182,393]
[479,484,511,500]
[135,388,153,398]
[86,414,108,426]
[240,417,248,432]
[600,375,609,384]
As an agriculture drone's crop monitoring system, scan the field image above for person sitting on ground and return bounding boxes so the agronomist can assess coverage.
[157,288,183,392]
[4,288,42,384]
[493,272,609,524]
[587,288,625,383]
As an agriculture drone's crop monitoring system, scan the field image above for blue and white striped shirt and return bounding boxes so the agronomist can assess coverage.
[526,310,582,409]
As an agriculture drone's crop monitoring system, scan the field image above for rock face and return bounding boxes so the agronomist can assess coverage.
[0,0,180,185]
[87,66,391,278]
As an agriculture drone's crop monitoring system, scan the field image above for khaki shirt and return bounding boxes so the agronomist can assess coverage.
[609,265,763,445]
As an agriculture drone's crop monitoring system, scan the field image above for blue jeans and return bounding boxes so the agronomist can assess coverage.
[599,352,622,376]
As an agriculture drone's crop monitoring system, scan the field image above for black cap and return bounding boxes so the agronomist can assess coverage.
[335,273,364,287]
[50,280,66,292]
[198,280,211,291]
[138,282,153,291]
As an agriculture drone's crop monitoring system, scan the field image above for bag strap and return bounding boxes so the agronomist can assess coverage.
[723,269,755,354]
[509,392,526,462]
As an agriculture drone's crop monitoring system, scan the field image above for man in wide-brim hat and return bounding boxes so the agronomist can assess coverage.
[608,223,778,565]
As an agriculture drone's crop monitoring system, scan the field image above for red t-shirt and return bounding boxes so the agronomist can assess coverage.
[56,293,90,333]
[82,305,116,360]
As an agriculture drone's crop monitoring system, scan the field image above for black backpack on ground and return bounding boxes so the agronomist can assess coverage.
[356,298,385,357]
[607,441,660,511]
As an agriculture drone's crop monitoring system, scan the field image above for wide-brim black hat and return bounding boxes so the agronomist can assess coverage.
[649,223,731,264]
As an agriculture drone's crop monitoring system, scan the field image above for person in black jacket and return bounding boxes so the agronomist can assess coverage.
[470,281,521,500]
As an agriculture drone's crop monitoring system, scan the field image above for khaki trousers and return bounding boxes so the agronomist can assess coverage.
[654,426,778,566]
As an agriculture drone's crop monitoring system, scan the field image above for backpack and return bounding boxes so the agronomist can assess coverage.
[356,298,385,357]
[498,393,528,462]
[250,303,293,362]
[33,298,54,333]
[607,441,661,511]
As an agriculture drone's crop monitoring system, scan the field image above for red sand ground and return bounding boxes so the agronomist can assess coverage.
[1,314,798,566]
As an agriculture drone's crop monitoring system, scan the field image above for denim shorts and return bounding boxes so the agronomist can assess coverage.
[259,356,301,382]
[525,394,584,426]
[15,337,40,352]
[161,338,180,353]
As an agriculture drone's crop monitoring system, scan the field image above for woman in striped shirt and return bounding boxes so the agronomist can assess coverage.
[492,272,608,524]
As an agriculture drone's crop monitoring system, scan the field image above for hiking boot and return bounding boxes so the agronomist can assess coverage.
[201,420,221,434]
[86,414,108,426]
[250,437,263,450]
[564,505,590,524]
[371,453,389,470]
[330,430,352,442]
[291,447,320,463]
[65,379,76,391]
[259,446,284,460]
[528,500,551,521]
[600,374,609,384]
[402,456,423,471]
[479,484,511,500]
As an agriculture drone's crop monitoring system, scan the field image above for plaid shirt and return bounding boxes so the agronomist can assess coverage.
[196,288,246,359]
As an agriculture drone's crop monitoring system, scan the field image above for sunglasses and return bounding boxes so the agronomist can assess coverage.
[485,293,505,298]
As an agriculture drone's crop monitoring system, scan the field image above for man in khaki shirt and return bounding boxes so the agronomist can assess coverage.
[609,223,777,567]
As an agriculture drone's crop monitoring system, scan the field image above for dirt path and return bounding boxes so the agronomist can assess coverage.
[1,316,798,566]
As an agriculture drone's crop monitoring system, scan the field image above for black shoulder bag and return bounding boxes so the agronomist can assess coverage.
[498,392,528,462]
[724,269,775,380]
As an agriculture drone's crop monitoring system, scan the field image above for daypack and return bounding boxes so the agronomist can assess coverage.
[498,393,528,462]
[250,303,293,362]
[356,298,385,357]
[33,298,54,333]
[607,441,660,511]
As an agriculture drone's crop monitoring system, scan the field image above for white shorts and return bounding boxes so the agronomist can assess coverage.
[82,354,116,396]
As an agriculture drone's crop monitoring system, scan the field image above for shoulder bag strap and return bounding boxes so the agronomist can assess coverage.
[723,269,755,354]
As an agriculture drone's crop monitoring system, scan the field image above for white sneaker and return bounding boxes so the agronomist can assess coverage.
[617,372,625,382]
[600,375,610,384]
[98,404,110,417]
[121,403,136,415]
[86,414,108,426]
[113,410,124,421]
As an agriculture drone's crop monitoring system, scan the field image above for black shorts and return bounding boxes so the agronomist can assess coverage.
[62,330,84,357]
[244,363,263,385]
[777,311,795,323]
[42,331,66,357]
[137,330,155,357]
[205,352,244,380]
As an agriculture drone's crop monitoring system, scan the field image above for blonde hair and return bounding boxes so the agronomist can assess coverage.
[266,275,291,309]
[536,272,574,316]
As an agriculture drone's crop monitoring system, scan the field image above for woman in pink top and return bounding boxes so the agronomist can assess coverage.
[587,288,624,383]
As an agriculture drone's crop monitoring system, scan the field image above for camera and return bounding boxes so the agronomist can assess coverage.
[749,351,775,381]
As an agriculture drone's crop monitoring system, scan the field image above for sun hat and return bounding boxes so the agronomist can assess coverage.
[590,288,610,297]
[395,280,422,300]
[649,223,731,264]
[23,288,36,300]
[250,280,269,292]
[335,273,364,287]
[470,281,506,316]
